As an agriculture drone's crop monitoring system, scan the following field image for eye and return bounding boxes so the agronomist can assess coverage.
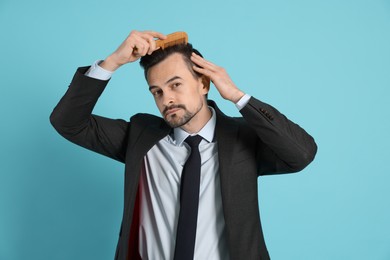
[172,82,181,88]
[152,89,163,97]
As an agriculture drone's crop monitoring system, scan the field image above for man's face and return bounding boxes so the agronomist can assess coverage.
[147,53,209,129]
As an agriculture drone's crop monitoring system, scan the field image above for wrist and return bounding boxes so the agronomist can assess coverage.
[85,60,114,80]
[229,89,245,103]
[100,55,121,71]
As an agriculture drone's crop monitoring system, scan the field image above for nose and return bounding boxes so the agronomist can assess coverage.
[162,90,175,107]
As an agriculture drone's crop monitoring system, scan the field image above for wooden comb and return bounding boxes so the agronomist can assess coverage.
[156,32,188,49]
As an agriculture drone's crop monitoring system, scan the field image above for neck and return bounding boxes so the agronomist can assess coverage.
[181,104,212,134]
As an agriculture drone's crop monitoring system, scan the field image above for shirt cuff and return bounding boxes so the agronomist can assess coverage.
[235,94,251,110]
[85,60,114,80]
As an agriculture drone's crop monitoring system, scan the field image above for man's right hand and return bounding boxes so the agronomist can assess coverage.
[100,30,167,71]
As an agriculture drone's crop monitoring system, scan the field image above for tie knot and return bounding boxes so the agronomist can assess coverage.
[184,135,203,148]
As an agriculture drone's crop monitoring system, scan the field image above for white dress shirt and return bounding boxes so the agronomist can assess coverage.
[85,60,251,259]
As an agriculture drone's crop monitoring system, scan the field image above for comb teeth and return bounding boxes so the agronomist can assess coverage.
[156,32,188,49]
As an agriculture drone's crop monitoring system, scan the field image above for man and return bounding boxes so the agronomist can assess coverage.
[50,30,317,260]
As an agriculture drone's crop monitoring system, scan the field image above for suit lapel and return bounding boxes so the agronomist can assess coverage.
[135,119,172,157]
[209,101,239,205]
[215,115,238,174]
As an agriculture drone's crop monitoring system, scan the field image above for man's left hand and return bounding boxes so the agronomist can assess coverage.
[191,53,245,103]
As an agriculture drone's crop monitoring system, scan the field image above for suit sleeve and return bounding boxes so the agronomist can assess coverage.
[240,97,317,175]
[50,67,129,163]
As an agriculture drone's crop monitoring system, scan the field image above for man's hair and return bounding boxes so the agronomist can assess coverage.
[139,43,204,80]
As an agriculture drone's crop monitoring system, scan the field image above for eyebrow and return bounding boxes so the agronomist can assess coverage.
[149,76,183,91]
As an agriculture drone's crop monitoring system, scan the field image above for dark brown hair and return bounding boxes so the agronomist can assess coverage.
[139,43,203,80]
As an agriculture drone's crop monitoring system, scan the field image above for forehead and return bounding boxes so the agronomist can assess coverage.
[146,53,193,86]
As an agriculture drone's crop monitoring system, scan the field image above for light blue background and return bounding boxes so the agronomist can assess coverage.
[1,0,389,259]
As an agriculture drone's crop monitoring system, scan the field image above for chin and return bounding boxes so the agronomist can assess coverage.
[165,115,190,128]
[166,119,182,128]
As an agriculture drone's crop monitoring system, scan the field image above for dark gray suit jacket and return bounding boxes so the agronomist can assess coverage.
[50,67,317,260]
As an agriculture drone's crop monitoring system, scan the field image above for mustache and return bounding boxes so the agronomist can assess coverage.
[163,104,186,115]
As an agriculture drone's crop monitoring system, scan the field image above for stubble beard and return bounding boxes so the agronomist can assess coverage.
[164,102,203,128]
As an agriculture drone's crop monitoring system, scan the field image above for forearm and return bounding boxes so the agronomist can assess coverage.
[240,97,317,173]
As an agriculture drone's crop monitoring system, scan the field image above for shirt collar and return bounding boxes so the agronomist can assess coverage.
[173,107,216,146]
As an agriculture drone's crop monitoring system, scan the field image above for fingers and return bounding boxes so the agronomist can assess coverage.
[192,64,211,78]
[141,33,158,55]
[129,30,167,57]
[190,52,243,102]
[143,30,167,41]
[131,34,150,57]
[191,52,220,78]
[104,30,166,70]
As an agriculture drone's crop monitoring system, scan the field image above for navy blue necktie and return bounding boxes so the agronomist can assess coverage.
[173,135,203,260]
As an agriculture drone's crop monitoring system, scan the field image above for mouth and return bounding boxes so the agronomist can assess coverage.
[164,108,181,117]
[163,105,185,117]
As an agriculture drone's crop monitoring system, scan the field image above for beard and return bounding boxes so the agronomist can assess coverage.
[163,102,203,128]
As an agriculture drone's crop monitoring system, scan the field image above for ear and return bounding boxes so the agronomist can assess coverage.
[199,75,210,95]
